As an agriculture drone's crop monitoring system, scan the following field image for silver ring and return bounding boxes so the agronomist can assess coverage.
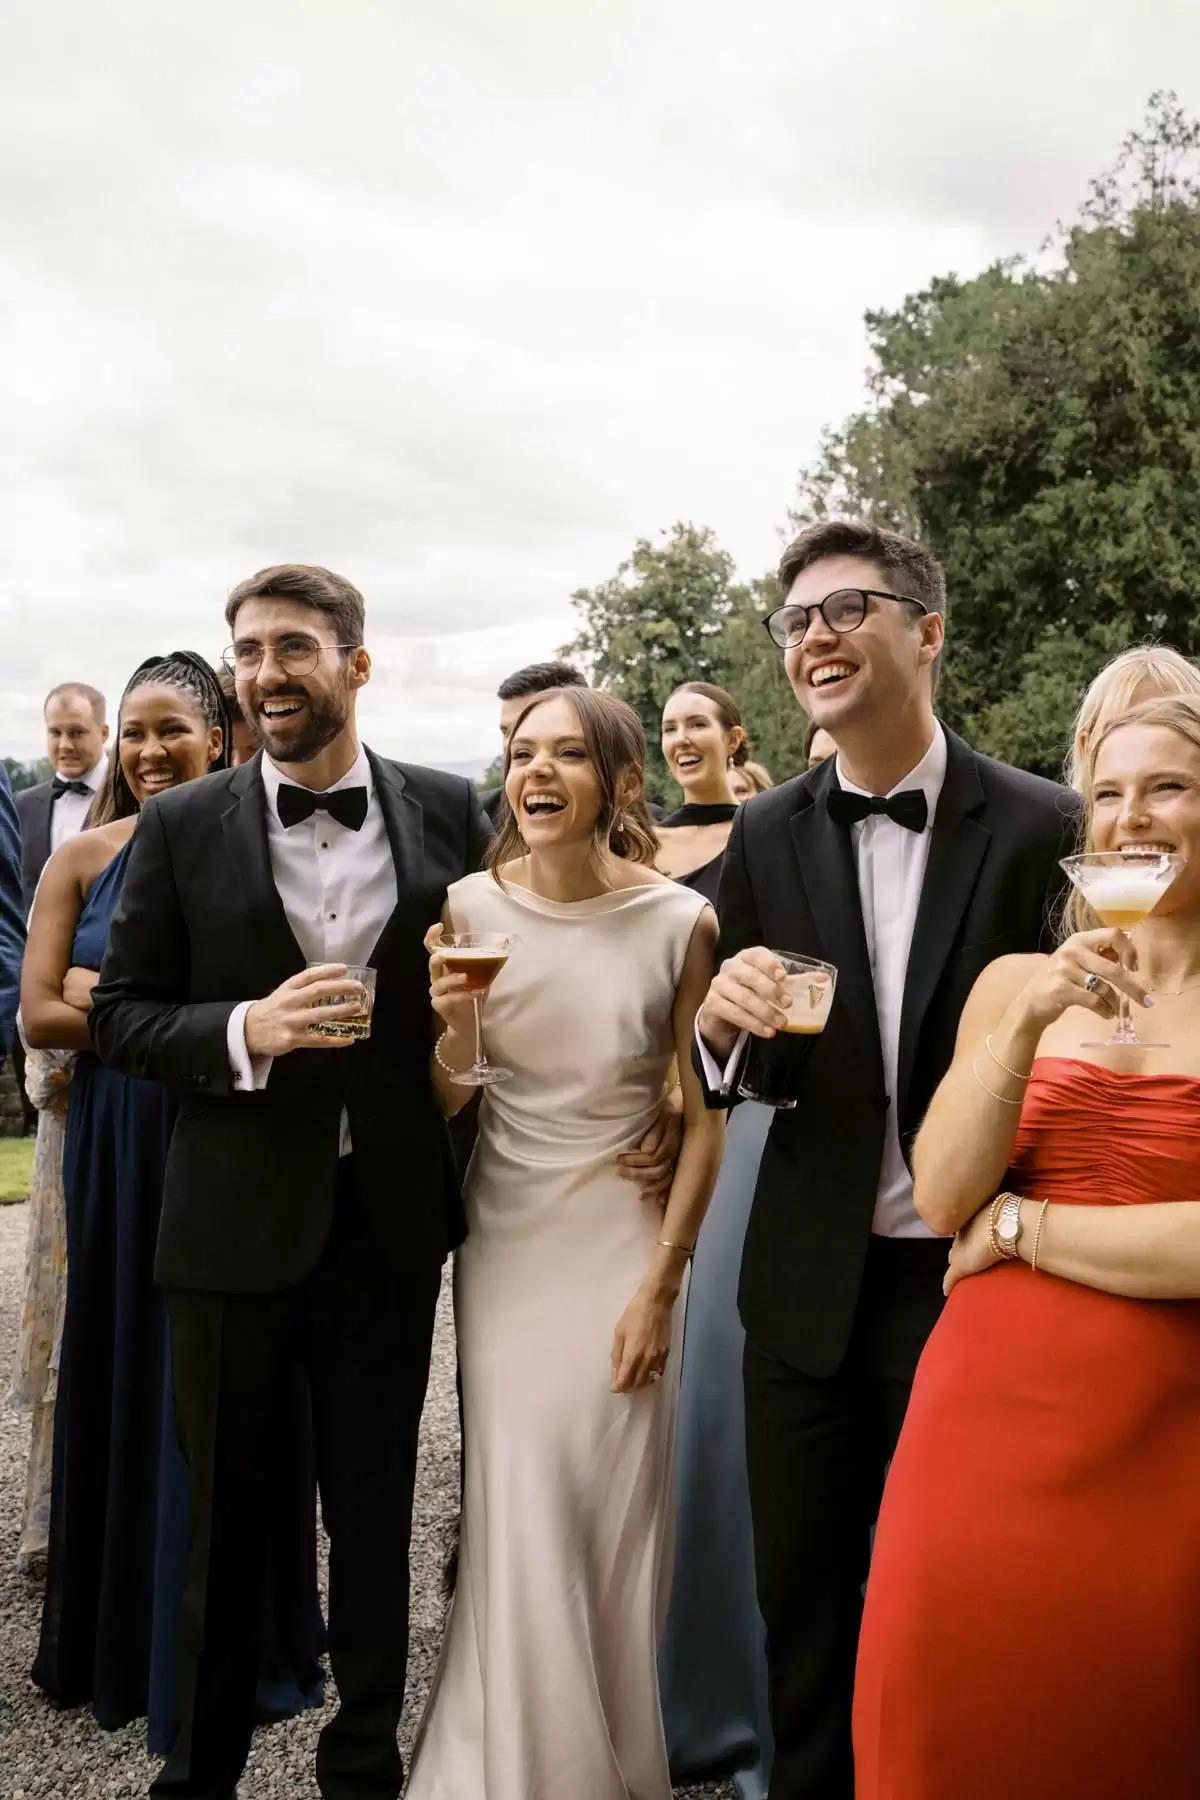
[1084,972,1103,994]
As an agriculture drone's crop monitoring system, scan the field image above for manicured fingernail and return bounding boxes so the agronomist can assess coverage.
[1142,995,1154,1007]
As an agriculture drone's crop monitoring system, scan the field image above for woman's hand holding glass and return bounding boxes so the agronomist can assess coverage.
[426,924,477,1050]
[1006,927,1152,1042]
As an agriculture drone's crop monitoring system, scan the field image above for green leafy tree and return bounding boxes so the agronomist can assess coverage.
[3,756,50,792]
[563,524,745,801]
[792,92,1200,775]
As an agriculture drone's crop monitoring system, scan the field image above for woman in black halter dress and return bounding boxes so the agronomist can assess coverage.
[654,683,774,1799]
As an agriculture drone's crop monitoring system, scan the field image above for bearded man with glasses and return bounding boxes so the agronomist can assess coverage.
[90,564,492,1800]
[693,519,1080,1798]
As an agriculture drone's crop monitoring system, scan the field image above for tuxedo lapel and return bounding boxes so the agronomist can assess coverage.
[366,752,424,962]
[788,764,883,1075]
[896,729,990,1131]
[219,755,305,982]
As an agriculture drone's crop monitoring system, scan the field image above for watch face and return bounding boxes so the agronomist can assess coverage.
[998,1201,1020,1243]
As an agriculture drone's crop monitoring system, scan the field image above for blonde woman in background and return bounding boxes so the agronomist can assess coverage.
[1067,643,1200,790]
[728,760,774,803]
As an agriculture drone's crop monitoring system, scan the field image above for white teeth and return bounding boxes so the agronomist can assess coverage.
[524,795,565,813]
[811,663,855,687]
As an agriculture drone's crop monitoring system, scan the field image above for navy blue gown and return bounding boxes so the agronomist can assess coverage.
[33,839,324,1749]
[658,809,774,1798]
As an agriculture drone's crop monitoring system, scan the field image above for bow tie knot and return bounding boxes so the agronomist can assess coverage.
[827,786,928,834]
[51,776,92,800]
[276,784,369,832]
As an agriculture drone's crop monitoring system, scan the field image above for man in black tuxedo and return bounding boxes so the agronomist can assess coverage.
[90,564,491,1800]
[15,681,110,913]
[695,521,1079,1799]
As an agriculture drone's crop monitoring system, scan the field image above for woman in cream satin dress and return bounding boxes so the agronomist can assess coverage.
[407,687,723,1800]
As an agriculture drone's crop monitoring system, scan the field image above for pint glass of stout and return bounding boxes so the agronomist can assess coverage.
[736,951,837,1108]
[305,963,377,1040]
[439,932,515,1086]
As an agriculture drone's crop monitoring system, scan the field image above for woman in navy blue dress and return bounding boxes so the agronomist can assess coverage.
[655,683,774,1799]
[22,653,323,1749]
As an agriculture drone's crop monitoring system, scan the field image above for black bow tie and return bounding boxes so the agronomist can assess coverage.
[827,786,928,834]
[276,784,369,832]
[51,776,92,800]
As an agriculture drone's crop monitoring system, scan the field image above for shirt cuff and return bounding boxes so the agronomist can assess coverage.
[694,1019,748,1097]
[227,1001,273,1092]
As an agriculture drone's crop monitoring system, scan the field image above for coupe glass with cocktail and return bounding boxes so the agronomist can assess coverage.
[439,932,515,1086]
[737,951,838,1107]
[1060,851,1185,1046]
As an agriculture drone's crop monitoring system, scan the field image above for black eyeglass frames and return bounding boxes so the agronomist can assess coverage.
[762,588,929,651]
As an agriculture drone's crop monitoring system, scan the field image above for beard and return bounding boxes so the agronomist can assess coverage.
[248,684,350,764]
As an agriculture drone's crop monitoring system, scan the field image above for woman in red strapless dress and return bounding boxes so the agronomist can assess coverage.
[854,695,1200,1800]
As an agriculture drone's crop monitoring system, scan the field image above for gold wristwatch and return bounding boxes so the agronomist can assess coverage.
[994,1192,1023,1259]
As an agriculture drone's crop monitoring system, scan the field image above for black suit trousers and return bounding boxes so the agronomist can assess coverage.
[743,1236,948,1800]
[151,1162,440,1800]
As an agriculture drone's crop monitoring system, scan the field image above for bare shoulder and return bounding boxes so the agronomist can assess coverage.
[611,862,676,892]
[957,952,1043,1038]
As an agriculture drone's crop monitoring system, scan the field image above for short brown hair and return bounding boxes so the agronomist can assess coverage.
[44,681,106,725]
[778,519,946,624]
[488,687,658,878]
[669,682,751,766]
[215,662,246,726]
[224,564,365,648]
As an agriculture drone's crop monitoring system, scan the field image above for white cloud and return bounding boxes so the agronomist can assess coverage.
[2,0,1197,763]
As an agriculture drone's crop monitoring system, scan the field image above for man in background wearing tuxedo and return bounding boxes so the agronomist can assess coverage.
[15,681,109,914]
[91,565,490,1800]
[696,520,1079,1798]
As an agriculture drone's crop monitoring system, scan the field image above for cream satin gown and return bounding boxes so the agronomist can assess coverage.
[406,870,711,1800]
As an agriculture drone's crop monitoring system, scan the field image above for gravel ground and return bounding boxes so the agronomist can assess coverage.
[0,1201,734,1799]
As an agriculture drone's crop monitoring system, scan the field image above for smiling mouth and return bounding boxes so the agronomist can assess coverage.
[258,699,306,723]
[1117,842,1178,856]
[522,793,567,818]
[674,753,703,770]
[809,662,856,689]
[139,770,176,788]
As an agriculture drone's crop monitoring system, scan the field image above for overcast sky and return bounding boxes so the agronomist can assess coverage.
[3,2,1197,768]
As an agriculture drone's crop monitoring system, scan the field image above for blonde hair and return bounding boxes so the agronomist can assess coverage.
[1066,645,1200,792]
[487,687,659,880]
[730,760,773,799]
[1063,691,1200,937]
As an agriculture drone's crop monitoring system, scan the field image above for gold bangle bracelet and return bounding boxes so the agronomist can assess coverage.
[985,1034,1032,1082]
[1031,1199,1050,1273]
[657,1238,694,1257]
[971,1058,1024,1106]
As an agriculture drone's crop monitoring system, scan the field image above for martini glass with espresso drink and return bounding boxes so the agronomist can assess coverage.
[737,951,838,1107]
[440,931,515,1086]
[305,963,378,1039]
[1060,850,1185,1047]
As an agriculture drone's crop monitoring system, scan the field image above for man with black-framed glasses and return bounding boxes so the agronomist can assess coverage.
[694,519,1079,1798]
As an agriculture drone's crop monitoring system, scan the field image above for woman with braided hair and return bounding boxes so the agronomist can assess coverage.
[23,653,324,1748]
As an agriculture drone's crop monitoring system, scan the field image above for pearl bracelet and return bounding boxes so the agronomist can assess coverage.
[433,1033,469,1076]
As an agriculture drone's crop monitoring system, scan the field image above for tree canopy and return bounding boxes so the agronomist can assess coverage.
[791,91,1200,774]
[561,94,1200,791]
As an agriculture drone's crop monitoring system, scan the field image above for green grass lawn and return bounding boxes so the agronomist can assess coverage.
[0,1135,34,1202]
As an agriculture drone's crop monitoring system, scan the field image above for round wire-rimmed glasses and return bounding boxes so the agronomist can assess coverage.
[221,638,362,678]
[762,588,929,651]
[439,932,515,1086]
[1060,850,1185,1047]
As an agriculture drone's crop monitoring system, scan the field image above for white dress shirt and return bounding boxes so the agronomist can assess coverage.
[50,754,107,851]
[698,722,948,1238]
[227,748,398,1153]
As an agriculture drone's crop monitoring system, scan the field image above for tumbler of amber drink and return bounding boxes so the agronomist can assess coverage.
[439,932,514,1086]
[305,963,377,1040]
[737,952,837,1107]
